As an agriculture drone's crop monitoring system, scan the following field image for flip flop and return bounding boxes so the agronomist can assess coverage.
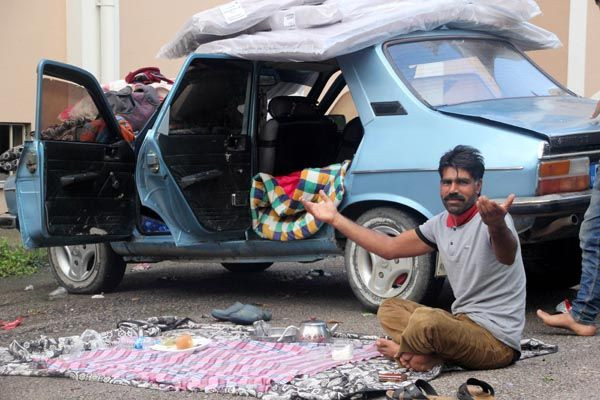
[457,378,495,400]
[228,304,272,325]
[386,379,451,399]
[211,302,245,321]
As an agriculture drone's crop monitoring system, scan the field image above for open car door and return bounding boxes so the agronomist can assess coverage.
[136,56,254,245]
[17,60,136,248]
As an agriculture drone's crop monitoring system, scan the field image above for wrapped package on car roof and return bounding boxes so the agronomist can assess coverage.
[158,0,559,62]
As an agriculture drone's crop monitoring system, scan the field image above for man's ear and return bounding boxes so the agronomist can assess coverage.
[476,179,482,196]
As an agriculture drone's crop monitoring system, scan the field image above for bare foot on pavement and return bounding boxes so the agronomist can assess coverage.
[399,353,443,372]
[376,339,442,372]
[536,309,597,336]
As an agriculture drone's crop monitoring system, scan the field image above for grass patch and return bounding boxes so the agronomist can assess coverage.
[0,238,47,277]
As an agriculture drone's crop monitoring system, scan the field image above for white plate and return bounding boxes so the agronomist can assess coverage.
[150,337,212,352]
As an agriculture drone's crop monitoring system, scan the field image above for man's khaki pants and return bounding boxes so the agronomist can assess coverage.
[377,298,516,370]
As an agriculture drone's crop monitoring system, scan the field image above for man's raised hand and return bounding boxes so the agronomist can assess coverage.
[301,190,339,225]
[592,99,600,119]
[477,194,515,227]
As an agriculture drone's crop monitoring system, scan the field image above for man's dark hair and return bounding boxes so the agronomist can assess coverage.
[438,145,485,181]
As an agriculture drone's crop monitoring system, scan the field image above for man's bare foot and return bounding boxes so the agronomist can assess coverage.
[399,352,442,372]
[375,339,442,371]
[536,309,597,336]
[375,338,400,359]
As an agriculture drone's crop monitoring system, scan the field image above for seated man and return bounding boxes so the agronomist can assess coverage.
[302,145,525,371]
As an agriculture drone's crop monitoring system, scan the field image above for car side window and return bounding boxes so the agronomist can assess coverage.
[169,59,252,135]
[39,77,115,143]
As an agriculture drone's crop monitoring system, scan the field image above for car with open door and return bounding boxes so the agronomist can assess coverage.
[7,29,600,311]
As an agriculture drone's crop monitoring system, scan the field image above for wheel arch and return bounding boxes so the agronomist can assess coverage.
[340,197,432,225]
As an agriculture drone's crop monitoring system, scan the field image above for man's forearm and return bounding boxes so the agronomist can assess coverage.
[488,222,518,265]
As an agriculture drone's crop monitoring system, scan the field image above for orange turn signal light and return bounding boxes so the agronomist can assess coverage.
[537,175,589,195]
[539,160,570,177]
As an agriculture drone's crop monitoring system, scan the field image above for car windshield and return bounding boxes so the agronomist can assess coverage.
[387,38,569,107]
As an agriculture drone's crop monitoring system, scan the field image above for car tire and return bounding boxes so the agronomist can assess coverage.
[48,243,126,294]
[221,262,273,273]
[522,238,582,288]
[344,207,442,312]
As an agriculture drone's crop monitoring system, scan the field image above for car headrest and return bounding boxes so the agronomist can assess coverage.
[342,117,364,143]
[268,96,319,119]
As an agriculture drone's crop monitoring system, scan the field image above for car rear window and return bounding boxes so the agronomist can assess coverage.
[387,38,569,107]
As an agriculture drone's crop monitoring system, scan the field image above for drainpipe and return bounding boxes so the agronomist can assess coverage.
[67,0,120,84]
[98,0,120,84]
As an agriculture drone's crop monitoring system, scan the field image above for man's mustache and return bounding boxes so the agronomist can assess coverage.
[444,194,465,202]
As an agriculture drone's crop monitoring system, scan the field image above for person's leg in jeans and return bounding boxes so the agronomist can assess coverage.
[537,178,600,336]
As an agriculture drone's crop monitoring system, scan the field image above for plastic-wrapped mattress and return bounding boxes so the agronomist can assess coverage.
[158,0,560,62]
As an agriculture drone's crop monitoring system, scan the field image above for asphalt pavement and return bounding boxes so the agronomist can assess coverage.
[0,254,598,400]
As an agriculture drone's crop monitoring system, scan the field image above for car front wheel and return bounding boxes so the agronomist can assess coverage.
[345,207,442,312]
[48,243,126,293]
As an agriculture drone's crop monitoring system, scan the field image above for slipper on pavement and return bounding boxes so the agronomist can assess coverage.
[386,379,451,399]
[211,302,245,321]
[228,304,272,325]
[456,378,495,400]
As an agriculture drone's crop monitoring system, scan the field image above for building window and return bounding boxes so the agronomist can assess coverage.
[0,123,30,182]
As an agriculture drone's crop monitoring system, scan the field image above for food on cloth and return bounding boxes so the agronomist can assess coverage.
[161,336,177,346]
[176,334,194,349]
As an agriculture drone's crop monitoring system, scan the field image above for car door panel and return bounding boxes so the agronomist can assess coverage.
[137,56,254,245]
[16,60,135,248]
[44,140,135,236]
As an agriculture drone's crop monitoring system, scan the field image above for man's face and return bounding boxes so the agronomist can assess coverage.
[440,167,482,215]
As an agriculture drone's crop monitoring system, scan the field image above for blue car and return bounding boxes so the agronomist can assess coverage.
[4,29,598,310]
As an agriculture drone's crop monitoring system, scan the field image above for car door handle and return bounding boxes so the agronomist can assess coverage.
[60,172,100,187]
[180,169,223,189]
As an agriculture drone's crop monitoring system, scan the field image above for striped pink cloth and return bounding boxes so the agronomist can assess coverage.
[46,339,379,393]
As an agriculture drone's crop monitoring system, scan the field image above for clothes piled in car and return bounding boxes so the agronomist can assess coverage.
[250,160,349,240]
[157,0,560,62]
[0,145,23,173]
[41,67,173,145]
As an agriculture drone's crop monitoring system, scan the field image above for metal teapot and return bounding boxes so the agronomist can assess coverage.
[296,317,339,343]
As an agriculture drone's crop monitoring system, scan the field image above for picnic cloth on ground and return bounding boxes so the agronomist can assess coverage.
[251,161,350,241]
[44,339,379,394]
[0,316,558,399]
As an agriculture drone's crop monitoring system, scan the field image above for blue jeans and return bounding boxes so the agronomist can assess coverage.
[572,177,600,324]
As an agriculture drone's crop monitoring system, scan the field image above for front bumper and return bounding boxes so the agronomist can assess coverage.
[492,190,591,241]
[493,190,591,216]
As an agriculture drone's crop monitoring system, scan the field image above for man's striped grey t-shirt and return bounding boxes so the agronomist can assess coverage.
[416,212,526,351]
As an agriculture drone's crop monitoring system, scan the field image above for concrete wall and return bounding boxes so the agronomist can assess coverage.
[119,0,227,82]
[586,0,600,98]
[0,0,67,126]
[527,0,570,87]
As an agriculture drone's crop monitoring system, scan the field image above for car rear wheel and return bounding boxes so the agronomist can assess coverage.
[48,243,126,293]
[221,262,273,273]
[345,207,442,312]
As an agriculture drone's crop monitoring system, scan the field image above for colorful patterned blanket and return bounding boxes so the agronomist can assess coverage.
[250,161,350,241]
[0,317,559,399]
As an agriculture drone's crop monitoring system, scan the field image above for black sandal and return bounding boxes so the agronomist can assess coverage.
[457,378,495,400]
[386,379,450,399]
